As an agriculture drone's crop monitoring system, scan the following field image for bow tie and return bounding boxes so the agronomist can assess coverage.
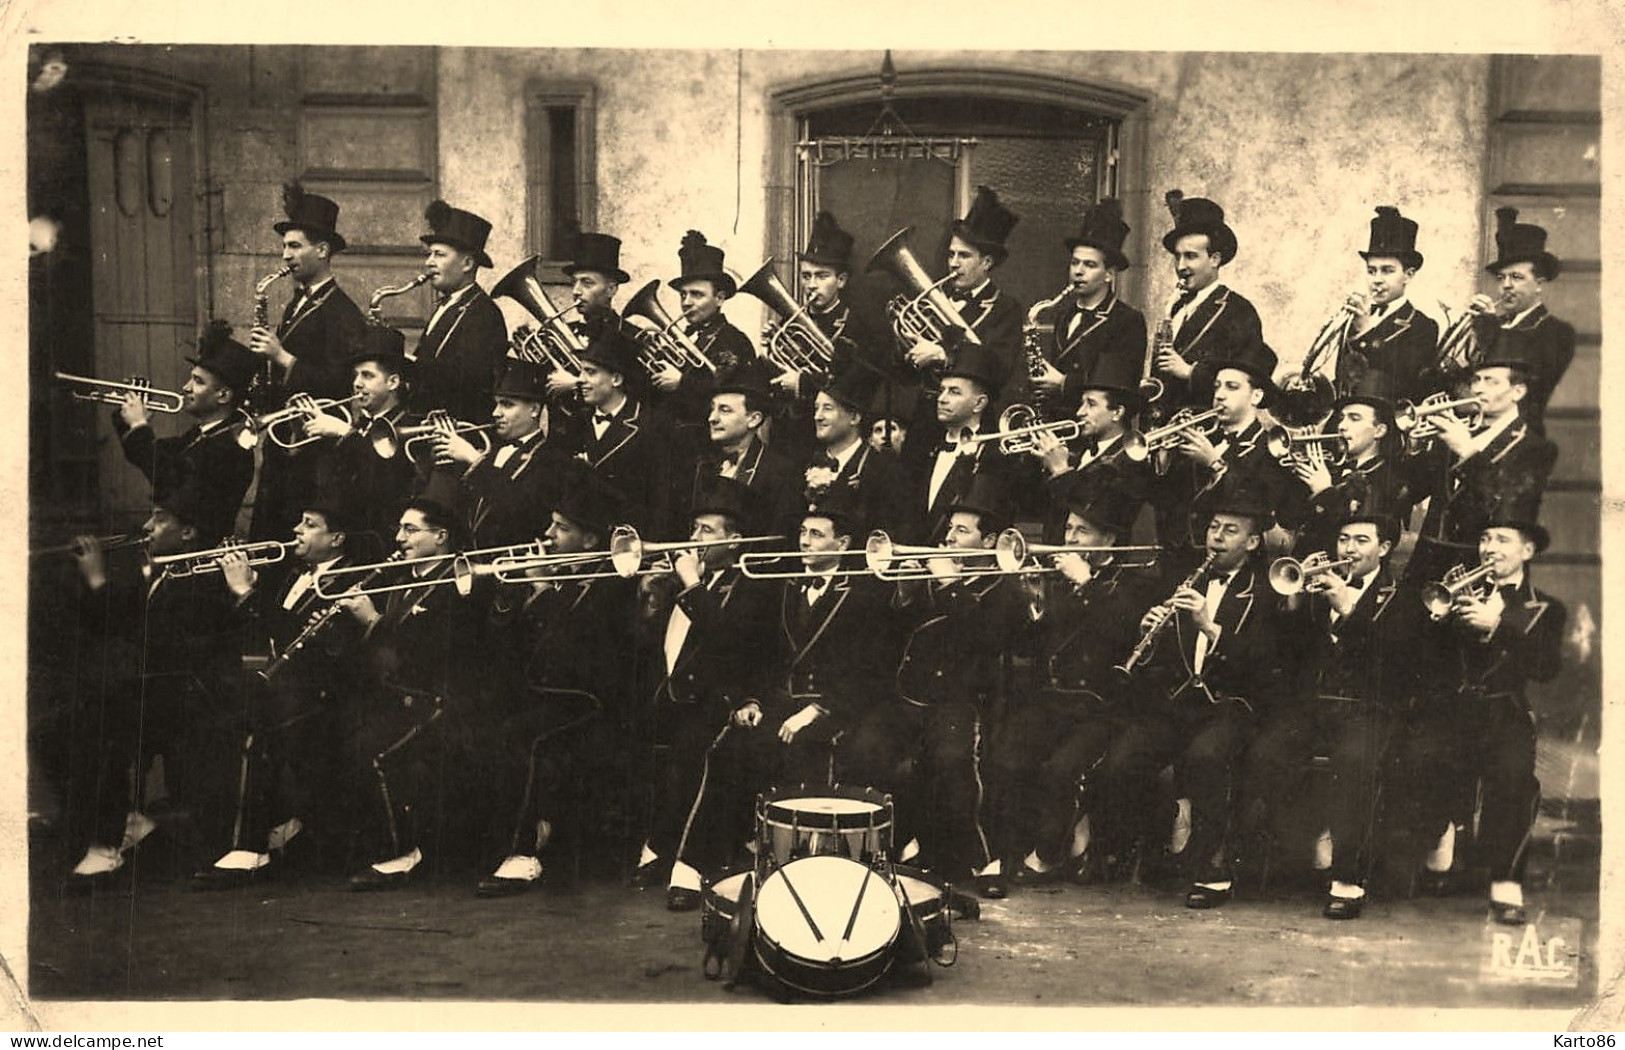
[593,411,615,426]
[434,292,454,309]
[816,453,839,471]
[1370,301,1388,319]
[941,430,975,452]
[801,577,829,594]
[1080,438,1100,457]
[720,449,742,467]
[1171,290,1197,316]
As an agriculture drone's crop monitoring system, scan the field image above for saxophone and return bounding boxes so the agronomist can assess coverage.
[254,265,294,329]
[1023,282,1074,390]
[368,273,432,326]
[1114,549,1219,678]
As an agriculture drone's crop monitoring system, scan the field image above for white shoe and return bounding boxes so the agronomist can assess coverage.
[1169,798,1192,855]
[266,818,303,852]
[371,847,423,875]
[120,812,157,853]
[491,855,543,882]
[72,845,124,877]
[668,860,702,892]
[212,849,269,872]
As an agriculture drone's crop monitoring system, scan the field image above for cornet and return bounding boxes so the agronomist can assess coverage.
[32,533,150,557]
[371,412,496,463]
[609,525,784,578]
[965,404,1081,455]
[622,280,719,375]
[1267,553,1357,596]
[55,372,186,414]
[1393,393,1484,442]
[1421,561,1498,618]
[866,227,984,352]
[1120,407,1224,462]
[1264,425,1348,469]
[237,393,362,450]
[739,258,837,378]
[150,539,297,577]
[863,531,999,580]
[993,529,1160,574]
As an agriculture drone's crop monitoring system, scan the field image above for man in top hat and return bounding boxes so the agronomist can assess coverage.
[1390,506,1564,925]
[985,474,1161,888]
[774,211,889,402]
[575,326,675,537]
[413,199,509,426]
[648,230,758,429]
[113,320,257,543]
[630,476,777,910]
[309,326,422,546]
[1337,206,1439,404]
[1030,198,1149,423]
[802,367,907,539]
[428,358,572,550]
[1153,191,1265,413]
[1443,207,1575,434]
[688,368,802,538]
[549,232,632,404]
[477,471,636,897]
[62,480,245,891]
[248,182,370,542]
[1241,495,1426,919]
[1401,338,1558,587]
[903,342,1014,544]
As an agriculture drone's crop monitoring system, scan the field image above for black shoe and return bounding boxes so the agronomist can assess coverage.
[1323,895,1364,920]
[1418,870,1454,897]
[974,872,1008,900]
[476,875,537,898]
[190,860,277,892]
[1010,863,1062,887]
[666,886,701,912]
[1489,900,1527,926]
[62,864,129,897]
[348,865,419,892]
[629,860,664,890]
[945,887,981,921]
[1184,883,1232,909]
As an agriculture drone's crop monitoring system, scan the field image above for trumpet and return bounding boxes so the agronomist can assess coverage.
[863,530,1000,580]
[609,525,785,578]
[1393,393,1485,443]
[866,227,984,352]
[55,372,186,414]
[1267,553,1357,596]
[493,255,586,376]
[1421,561,1499,618]
[737,547,877,580]
[237,393,362,450]
[1263,425,1348,468]
[1435,292,1513,377]
[739,258,837,379]
[150,539,298,577]
[622,280,719,375]
[32,533,150,557]
[993,529,1160,574]
[368,273,431,326]
[370,412,496,463]
[965,404,1081,455]
[1120,407,1224,462]
[1115,550,1219,678]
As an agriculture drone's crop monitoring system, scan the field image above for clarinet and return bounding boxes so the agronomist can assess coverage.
[257,551,404,682]
[1114,550,1219,678]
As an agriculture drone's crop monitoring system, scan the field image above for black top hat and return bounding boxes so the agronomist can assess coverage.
[273,182,347,253]
[1078,347,1148,409]
[1474,330,1534,376]
[669,230,737,297]
[1358,206,1423,271]
[1161,190,1238,265]
[186,320,259,395]
[940,343,1004,394]
[691,475,758,531]
[1484,487,1549,552]
[1192,337,1279,409]
[563,232,631,284]
[302,496,360,537]
[1064,197,1131,272]
[712,360,774,403]
[947,472,1010,532]
[867,380,908,423]
[420,200,494,269]
[799,211,856,271]
[151,476,212,533]
[820,367,872,416]
[577,327,641,381]
[1330,366,1397,425]
[348,325,413,380]
[1486,206,1561,281]
[1206,476,1276,532]
[803,485,861,539]
[554,469,622,538]
[491,359,549,402]
[1061,472,1138,538]
[1338,484,1402,546]
[951,186,1019,263]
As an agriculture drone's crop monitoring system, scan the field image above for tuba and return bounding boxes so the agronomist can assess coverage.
[866,227,983,351]
[368,273,431,326]
[739,258,836,379]
[492,255,586,375]
[1023,283,1074,393]
[622,280,718,375]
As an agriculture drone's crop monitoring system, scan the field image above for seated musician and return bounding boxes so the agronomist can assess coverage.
[647,230,756,429]
[190,500,364,889]
[334,497,482,890]
[1286,368,1412,559]
[985,476,1159,889]
[477,475,634,897]
[1390,509,1565,926]
[63,481,243,891]
[842,473,1022,899]
[1093,485,1287,907]
[1240,497,1425,920]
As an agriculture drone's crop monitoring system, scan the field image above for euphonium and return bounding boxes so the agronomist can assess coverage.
[1435,291,1514,377]
[866,227,984,351]
[368,272,431,325]
[1023,282,1074,388]
[1275,298,1361,427]
[622,280,718,375]
[493,255,586,374]
[739,258,836,378]
[1115,550,1219,677]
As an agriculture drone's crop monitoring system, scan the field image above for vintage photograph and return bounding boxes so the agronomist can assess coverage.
[13,7,1607,1025]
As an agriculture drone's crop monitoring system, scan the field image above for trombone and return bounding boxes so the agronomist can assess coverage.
[236,393,362,450]
[608,525,785,577]
[1264,425,1348,469]
[622,280,719,375]
[993,529,1160,574]
[149,539,297,577]
[1120,407,1224,462]
[312,538,549,600]
[1267,553,1357,596]
[965,404,1081,455]
[32,533,150,557]
[737,546,878,580]
[1393,393,1485,443]
[55,372,186,414]
[739,258,837,378]
[866,227,984,351]
[471,543,622,585]
[371,412,497,463]
[1421,561,1498,618]
[863,530,999,580]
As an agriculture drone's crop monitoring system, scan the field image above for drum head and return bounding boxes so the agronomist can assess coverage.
[755,856,900,964]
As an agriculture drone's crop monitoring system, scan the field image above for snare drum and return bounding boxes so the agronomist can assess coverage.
[752,855,900,998]
[756,784,893,871]
[887,864,956,967]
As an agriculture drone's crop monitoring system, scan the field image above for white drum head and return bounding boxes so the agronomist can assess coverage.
[775,796,882,816]
[755,856,900,962]
[710,871,749,904]
[893,874,941,907]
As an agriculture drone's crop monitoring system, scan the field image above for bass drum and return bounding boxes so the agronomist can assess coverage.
[752,855,900,998]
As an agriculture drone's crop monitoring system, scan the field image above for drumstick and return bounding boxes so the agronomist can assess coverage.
[774,865,826,943]
[839,864,877,945]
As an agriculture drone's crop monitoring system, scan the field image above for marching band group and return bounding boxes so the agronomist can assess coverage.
[40,179,1573,931]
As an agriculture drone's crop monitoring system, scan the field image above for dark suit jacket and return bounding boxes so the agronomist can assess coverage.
[1291,450,1415,559]
[894,573,1023,708]
[766,574,896,730]
[1136,559,1286,717]
[1338,299,1437,406]
[794,298,894,400]
[443,431,573,550]
[687,435,802,538]
[803,440,908,539]
[114,415,255,543]
[1164,418,1309,549]
[1048,292,1150,419]
[1417,574,1565,707]
[317,406,422,546]
[576,397,675,537]
[946,284,1025,397]
[275,280,368,402]
[900,430,1015,544]
[654,567,778,707]
[1026,563,1162,706]
[1281,563,1423,709]
[1163,284,1265,410]
[235,553,364,690]
[1473,305,1575,434]
[488,574,637,722]
[412,283,509,425]
[669,313,758,425]
[83,561,244,692]
[364,560,483,701]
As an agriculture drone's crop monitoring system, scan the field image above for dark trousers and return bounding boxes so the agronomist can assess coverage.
[488,688,602,857]
[985,694,1119,867]
[230,675,343,852]
[644,697,731,864]
[342,688,444,863]
[1242,700,1391,885]
[843,700,991,878]
[1389,694,1538,882]
[1093,703,1254,881]
[250,447,321,543]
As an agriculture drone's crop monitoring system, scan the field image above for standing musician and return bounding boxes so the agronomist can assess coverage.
[309,326,421,547]
[62,482,244,891]
[1028,198,1148,422]
[112,321,258,544]
[688,369,802,538]
[900,186,1025,419]
[1152,191,1264,413]
[189,501,363,889]
[426,359,571,550]
[335,497,482,890]
[413,200,509,425]
[1390,509,1564,925]
[649,230,757,429]
[1430,207,1574,435]
[1401,340,1558,588]
[476,477,634,897]
[1337,206,1439,403]
[628,478,775,911]
[985,477,1159,888]
[770,210,889,405]
[904,344,1012,543]
[1094,486,1287,909]
[843,474,1020,899]
[802,368,908,538]
[575,327,675,536]
[1287,369,1412,560]
[1241,499,1424,920]
[247,183,368,541]
[550,231,631,401]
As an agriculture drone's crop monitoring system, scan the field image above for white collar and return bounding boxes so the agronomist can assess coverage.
[1177,279,1223,314]
[955,279,991,300]
[1470,409,1518,452]
[1504,303,1541,328]
[299,275,334,297]
[828,437,863,472]
[1372,293,1409,316]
